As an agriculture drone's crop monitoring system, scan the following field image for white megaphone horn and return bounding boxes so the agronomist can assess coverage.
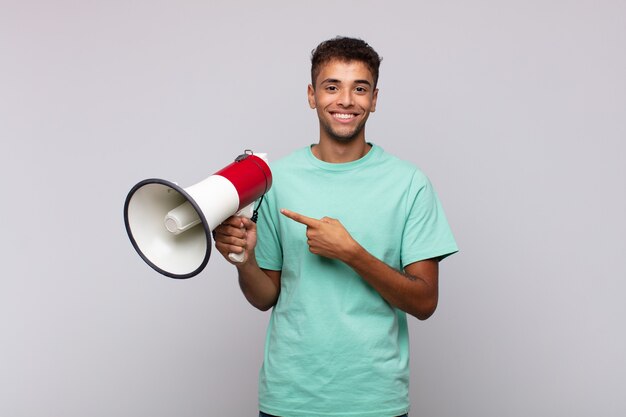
[123,150,272,279]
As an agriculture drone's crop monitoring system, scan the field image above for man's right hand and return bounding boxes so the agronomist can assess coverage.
[213,216,258,265]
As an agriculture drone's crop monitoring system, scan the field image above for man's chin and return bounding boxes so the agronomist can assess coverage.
[323,126,363,144]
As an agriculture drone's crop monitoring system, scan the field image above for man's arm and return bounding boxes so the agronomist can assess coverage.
[280,209,438,320]
[213,216,281,311]
[346,250,438,320]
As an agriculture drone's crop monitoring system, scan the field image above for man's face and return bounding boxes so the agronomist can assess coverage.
[308,60,378,144]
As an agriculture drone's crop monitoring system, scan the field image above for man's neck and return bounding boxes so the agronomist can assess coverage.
[311,138,372,163]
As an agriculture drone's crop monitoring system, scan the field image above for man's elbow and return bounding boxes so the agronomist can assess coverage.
[248,298,276,312]
[409,299,438,320]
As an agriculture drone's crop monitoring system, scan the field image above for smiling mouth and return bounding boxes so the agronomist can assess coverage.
[332,113,356,120]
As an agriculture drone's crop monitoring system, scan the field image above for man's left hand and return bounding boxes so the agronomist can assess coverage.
[280,208,359,262]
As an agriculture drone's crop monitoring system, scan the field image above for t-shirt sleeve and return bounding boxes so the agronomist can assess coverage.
[400,170,458,267]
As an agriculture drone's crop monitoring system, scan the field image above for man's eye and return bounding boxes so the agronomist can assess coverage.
[355,87,367,93]
[326,86,338,91]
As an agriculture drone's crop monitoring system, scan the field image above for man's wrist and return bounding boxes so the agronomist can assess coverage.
[235,249,257,270]
[342,239,366,266]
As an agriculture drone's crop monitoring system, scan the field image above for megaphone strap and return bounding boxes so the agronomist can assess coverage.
[235,150,270,224]
[251,194,264,223]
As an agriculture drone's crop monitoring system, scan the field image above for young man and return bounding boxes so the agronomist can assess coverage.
[213,37,458,417]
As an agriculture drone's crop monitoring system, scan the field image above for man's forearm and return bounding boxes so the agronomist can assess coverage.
[343,244,439,320]
[236,251,280,311]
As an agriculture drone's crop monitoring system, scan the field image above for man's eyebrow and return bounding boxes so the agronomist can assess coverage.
[319,78,372,86]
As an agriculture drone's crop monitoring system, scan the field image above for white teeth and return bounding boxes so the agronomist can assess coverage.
[334,113,354,119]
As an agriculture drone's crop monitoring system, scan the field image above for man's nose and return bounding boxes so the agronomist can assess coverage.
[337,89,353,106]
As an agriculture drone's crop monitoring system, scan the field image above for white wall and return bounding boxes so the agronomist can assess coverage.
[1,1,624,416]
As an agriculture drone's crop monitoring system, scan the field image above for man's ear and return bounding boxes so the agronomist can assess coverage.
[370,88,379,112]
[307,84,316,109]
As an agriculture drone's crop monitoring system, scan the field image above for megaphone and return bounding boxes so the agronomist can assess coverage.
[123,150,272,279]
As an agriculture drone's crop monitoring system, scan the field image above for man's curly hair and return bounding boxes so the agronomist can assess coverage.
[310,36,382,89]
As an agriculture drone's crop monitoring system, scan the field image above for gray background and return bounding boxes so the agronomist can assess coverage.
[2,1,625,416]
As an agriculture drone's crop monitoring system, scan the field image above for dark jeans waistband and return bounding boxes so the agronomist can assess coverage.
[260,412,408,417]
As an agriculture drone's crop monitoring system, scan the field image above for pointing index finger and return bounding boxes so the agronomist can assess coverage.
[280,209,320,227]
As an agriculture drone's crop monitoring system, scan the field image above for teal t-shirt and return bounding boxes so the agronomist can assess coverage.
[255,144,458,417]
